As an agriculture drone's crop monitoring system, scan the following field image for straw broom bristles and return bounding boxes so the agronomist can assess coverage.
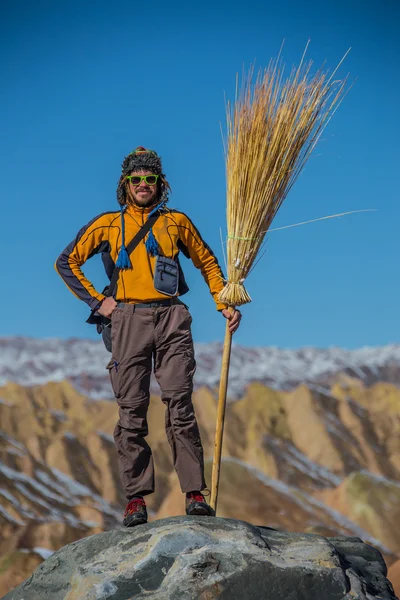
[218,49,349,307]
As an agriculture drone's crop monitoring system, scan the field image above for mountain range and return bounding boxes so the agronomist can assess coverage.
[2,336,400,399]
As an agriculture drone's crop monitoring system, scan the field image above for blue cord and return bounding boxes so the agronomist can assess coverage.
[145,201,166,257]
[116,206,132,269]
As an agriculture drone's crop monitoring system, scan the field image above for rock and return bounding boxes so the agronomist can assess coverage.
[2,517,397,600]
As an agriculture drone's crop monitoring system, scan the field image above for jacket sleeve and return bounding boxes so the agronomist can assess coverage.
[178,214,227,311]
[54,213,113,310]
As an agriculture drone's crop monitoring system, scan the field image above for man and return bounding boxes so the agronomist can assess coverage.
[55,147,241,526]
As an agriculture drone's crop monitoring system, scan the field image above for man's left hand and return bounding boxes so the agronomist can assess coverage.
[221,308,242,334]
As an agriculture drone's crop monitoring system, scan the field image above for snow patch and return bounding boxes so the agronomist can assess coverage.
[268,439,342,487]
[97,431,114,444]
[50,410,67,422]
[2,337,400,399]
[33,547,54,560]
[51,468,93,497]
[0,398,13,406]
[0,488,18,503]
[0,432,26,452]
[0,504,25,525]
[355,470,400,489]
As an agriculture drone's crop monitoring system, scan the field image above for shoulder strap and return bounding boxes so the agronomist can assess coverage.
[106,212,160,298]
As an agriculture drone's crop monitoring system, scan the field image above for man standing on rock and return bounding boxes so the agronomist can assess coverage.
[55,147,242,526]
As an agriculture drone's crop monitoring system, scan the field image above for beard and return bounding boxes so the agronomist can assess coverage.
[133,196,155,207]
[127,187,159,208]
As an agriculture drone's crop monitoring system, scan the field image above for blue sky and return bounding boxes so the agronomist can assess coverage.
[1,0,399,348]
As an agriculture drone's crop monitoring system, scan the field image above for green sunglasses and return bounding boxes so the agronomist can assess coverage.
[126,174,159,186]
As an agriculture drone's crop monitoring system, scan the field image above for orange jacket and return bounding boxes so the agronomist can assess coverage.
[55,203,227,311]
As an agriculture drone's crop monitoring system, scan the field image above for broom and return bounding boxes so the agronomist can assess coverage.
[210,47,349,513]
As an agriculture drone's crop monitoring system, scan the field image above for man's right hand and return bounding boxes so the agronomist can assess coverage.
[97,297,118,318]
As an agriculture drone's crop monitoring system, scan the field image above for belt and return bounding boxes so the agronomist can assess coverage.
[117,298,182,309]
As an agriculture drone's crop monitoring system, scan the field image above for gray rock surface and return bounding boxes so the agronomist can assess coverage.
[2,517,397,600]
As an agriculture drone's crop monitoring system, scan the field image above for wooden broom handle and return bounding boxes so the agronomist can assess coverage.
[210,306,234,513]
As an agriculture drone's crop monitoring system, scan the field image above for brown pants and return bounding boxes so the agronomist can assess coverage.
[107,302,206,499]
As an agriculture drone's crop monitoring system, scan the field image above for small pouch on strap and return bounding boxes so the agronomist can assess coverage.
[153,256,179,297]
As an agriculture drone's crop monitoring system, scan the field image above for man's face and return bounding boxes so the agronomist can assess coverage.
[127,170,159,207]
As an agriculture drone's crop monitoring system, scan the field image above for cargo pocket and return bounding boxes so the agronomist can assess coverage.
[183,346,197,377]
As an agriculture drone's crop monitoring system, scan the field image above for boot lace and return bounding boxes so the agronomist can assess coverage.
[187,492,205,503]
[125,497,146,516]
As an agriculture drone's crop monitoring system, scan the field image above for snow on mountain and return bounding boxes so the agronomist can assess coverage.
[1,336,400,400]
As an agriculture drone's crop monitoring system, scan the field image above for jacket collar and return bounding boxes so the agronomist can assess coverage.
[125,202,157,217]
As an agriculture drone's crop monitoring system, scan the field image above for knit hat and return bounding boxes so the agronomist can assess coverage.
[115,147,168,269]
[116,146,166,206]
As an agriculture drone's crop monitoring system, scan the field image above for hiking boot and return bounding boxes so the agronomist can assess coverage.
[123,496,148,527]
[185,492,215,516]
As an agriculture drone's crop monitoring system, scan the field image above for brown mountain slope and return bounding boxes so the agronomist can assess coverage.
[281,383,400,480]
[316,471,400,554]
[0,381,175,513]
[0,377,399,596]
